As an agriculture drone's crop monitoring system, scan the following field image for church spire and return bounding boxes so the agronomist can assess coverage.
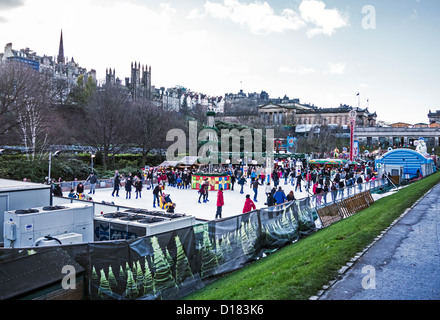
[57,30,65,64]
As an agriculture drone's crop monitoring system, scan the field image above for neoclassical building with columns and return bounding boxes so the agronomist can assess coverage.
[258,102,377,128]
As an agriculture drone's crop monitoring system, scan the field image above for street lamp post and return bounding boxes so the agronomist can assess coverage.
[90,152,95,173]
[48,150,61,206]
[48,150,62,184]
[349,110,357,162]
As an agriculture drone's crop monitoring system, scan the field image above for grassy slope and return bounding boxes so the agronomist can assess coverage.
[186,172,440,300]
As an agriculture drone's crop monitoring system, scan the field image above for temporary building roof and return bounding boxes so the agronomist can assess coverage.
[0,178,50,193]
[375,148,434,176]
[158,160,180,168]
[158,156,200,168]
[0,247,85,299]
[309,159,359,166]
[178,156,199,166]
[377,148,433,163]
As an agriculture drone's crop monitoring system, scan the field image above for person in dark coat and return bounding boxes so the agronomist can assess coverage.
[134,177,143,199]
[287,190,295,201]
[266,188,276,206]
[237,175,246,194]
[76,182,84,199]
[230,174,236,191]
[153,183,162,208]
[86,172,98,194]
[198,179,208,203]
[252,179,262,202]
[272,169,280,188]
[295,171,303,192]
[112,174,122,197]
[125,173,133,199]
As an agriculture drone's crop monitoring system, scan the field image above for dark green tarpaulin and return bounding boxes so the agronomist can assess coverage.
[0,197,317,300]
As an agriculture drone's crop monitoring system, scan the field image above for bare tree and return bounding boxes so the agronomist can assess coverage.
[132,99,182,163]
[83,84,135,170]
[18,71,59,159]
[50,77,74,106]
[296,120,343,156]
[0,61,33,137]
[0,61,60,159]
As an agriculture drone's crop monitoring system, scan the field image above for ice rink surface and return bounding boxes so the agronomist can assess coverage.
[84,179,311,221]
[79,177,392,222]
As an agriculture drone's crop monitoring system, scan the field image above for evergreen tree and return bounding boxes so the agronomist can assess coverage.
[119,265,126,280]
[174,235,194,285]
[98,269,112,299]
[92,265,98,282]
[151,236,178,295]
[240,222,255,258]
[125,269,139,299]
[282,206,299,241]
[70,74,96,107]
[136,260,144,290]
[200,231,219,278]
[166,249,174,274]
[233,228,243,255]
[295,200,316,234]
[143,257,154,296]
[132,261,137,276]
[223,234,233,258]
[273,216,287,239]
[246,220,258,249]
[262,223,276,246]
[108,265,118,290]
[215,237,224,262]
[125,262,132,276]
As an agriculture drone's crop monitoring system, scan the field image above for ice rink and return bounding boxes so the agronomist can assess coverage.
[73,177,393,222]
[83,178,311,221]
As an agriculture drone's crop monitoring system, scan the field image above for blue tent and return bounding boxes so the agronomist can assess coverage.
[375,148,435,179]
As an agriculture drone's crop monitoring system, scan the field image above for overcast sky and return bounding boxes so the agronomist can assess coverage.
[0,0,439,124]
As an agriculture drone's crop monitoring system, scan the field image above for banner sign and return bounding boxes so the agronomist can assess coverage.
[0,198,318,300]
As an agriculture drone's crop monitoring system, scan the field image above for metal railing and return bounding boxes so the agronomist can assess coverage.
[305,177,394,209]
[56,179,115,191]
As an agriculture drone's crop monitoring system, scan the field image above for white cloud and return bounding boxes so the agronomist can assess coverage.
[202,0,348,37]
[328,62,346,74]
[279,66,315,74]
[299,0,349,38]
[1,0,180,81]
[204,0,305,35]
[187,8,205,19]
[0,0,25,9]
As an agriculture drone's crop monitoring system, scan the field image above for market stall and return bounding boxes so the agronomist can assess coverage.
[191,172,231,191]
[308,159,358,170]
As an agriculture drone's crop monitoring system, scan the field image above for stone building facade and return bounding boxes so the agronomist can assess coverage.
[0,31,96,86]
[428,110,440,126]
[355,126,440,149]
[258,102,377,128]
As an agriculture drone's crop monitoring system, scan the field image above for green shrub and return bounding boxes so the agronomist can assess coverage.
[0,152,163,182]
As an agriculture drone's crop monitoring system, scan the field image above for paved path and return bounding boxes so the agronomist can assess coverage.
[318,183,440,300]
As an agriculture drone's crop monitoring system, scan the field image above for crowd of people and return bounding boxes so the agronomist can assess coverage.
[59,159,383,220]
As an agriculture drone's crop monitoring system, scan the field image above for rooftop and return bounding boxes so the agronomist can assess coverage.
[0,178,50,192]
